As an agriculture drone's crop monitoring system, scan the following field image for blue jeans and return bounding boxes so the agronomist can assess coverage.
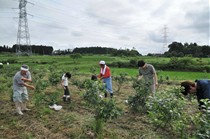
[103,77,113,94]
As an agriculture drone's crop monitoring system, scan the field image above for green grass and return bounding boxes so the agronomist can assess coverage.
[0,53,208,138]
[157,70,210,81]
[1,54,210,80]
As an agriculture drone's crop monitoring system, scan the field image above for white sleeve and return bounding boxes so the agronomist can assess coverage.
[61,74,65,80]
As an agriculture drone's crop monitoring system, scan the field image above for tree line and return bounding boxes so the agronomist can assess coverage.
[164,42,210,57]
[54,46,141,57]
[0,44,53,55]
[0,42,209,57]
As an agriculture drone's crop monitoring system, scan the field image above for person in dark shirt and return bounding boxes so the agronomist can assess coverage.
[181,80,210,108]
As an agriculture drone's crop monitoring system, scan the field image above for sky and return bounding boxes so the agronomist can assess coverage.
[0,0,209,55]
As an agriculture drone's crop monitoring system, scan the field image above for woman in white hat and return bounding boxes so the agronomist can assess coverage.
[98,60,113,98]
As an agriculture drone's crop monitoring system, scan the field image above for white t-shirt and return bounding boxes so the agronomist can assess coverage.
[61,74,68,86]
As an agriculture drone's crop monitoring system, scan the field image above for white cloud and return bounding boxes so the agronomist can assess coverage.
[0,0,209,55]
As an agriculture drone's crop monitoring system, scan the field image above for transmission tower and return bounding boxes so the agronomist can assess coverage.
[162,25,168,54]
[16,0,31,55]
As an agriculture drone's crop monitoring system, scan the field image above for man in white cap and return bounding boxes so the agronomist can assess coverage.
[98,60,113,98]
[13,64,35,115]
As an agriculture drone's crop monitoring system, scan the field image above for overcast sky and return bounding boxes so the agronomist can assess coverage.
[0,0,209,55]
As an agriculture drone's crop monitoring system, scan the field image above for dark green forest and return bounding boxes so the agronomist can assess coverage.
[0,41,210,57]
[0,44,53,55]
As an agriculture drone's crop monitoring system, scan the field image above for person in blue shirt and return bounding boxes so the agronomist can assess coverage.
[181,80,210,108]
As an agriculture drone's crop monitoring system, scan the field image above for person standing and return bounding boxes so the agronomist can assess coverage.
[98,60,113,98]
[137,60,158,95]
[61,72,71,102]
[181,80,210,108]
[13,65,35,115]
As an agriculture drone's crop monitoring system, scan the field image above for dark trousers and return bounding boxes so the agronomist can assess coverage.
[64,86,70,96]
[63,86,70,102]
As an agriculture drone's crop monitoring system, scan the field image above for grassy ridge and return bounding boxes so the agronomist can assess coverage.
[0,54,209,80]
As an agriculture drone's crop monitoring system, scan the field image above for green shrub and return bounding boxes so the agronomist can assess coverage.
[83,80,102,106]
[128,80,150,113]
[113,72,128,93]
[196,99,210,139]
[146,88,190,138]
[49,72,61,85]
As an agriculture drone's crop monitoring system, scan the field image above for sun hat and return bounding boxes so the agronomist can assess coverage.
[20,64,29,71]
[99,60,105,65]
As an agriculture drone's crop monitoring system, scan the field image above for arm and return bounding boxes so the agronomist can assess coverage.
[22,82,35,90]
[98,74,104,80]
[21,77,32,82]
[151,65,158,86]
[137,67,143,81]
[61,74,66,89]
[153,72,158,86]
[60,78,65,88]
[21,71,32,82]
[137,75,143,81]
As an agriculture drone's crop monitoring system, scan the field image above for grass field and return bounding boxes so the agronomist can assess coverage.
[0,54,209,138]
[1,54,209,81]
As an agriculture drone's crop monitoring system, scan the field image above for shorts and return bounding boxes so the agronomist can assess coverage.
[13,90,29,102]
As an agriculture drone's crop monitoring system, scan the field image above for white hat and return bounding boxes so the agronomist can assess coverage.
[20,65,29,71]
[99,60,105,65]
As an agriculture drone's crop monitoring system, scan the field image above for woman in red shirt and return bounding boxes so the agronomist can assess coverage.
[98,60,113,98]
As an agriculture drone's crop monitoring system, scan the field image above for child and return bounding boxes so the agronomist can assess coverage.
[61,72,71,102]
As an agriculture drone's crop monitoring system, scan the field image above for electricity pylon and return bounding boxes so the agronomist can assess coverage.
[162,25,168,54]
[16,0,32,55]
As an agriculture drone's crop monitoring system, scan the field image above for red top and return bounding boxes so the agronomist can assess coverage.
[99,66,111,79]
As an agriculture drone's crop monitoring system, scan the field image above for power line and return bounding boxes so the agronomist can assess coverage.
[29,0,74,17]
